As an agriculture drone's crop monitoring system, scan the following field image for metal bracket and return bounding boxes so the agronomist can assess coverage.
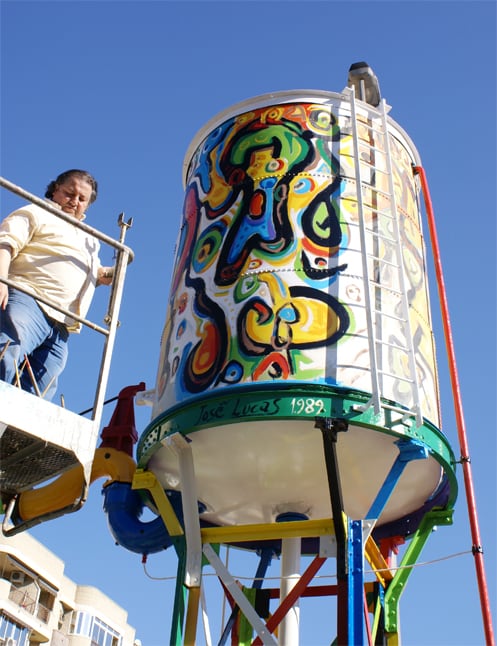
[367,438,428,520]
[166,432,202,588]
[117,212,133,244]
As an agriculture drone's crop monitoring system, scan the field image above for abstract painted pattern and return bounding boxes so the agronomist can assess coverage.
[153,97,439,426]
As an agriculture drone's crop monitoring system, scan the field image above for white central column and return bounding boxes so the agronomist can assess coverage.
[279,536,301,645]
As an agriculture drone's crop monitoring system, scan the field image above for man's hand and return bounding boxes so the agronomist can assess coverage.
[0,283,8,310]
[0,245,12,309]
[97,266,115,286]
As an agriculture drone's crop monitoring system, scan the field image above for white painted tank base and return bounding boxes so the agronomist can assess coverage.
[138,385,456,533]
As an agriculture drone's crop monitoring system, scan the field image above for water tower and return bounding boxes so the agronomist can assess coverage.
[134,62,458,644]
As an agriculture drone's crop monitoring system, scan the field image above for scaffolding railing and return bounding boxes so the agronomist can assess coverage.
[0,176,134,533]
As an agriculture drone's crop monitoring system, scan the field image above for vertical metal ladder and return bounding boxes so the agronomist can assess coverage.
[346,86,423,427]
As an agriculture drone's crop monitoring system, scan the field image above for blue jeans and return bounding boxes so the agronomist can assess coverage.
[0,288,69,401]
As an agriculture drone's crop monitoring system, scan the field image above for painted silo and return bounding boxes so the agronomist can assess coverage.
[137,68,456,534]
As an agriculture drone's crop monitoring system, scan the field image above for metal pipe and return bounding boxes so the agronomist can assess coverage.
[279,537,301,645]
[0,276,109,335]
[414,165,495,646]
[252,557,326,645]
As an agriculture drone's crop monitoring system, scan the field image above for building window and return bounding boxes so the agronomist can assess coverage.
[0,611,29,645]
[69,611,122,646]
[6,569,54,625]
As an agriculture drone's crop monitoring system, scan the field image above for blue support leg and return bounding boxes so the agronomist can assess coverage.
[348,519,365,646]
[367,439,428,520]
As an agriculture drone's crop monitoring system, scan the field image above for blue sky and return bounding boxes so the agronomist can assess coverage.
[1,1,496,644]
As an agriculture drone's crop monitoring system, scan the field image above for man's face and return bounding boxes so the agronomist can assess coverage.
[51,176,93,220]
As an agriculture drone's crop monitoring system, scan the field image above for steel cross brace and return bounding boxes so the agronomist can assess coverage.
[203,543,277,646]
[251,555,327,646]
[218,547,274,646]
[366,438,429,520]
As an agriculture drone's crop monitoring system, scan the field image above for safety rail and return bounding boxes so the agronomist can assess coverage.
[0,176,134,534]
[345,87,423,427]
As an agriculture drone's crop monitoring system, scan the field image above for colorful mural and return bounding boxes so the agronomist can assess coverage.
[153,97,439,426]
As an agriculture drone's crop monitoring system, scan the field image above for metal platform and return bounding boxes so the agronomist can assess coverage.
[0,381,97,495]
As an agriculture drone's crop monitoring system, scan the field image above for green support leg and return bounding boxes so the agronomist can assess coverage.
[383,509,454,634]
[170,540,188,646]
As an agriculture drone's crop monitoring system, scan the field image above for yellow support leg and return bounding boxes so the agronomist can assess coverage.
[132,468,184,537]
[184,585,201,646]
[365,535,394,587]
[385,631,400,645]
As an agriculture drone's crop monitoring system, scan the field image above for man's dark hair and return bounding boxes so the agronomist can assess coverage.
[45,169,98,204]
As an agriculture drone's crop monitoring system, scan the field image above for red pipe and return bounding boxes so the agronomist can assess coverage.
[363,588,373,646]
[414,165,495,646]
[252,556,326,645]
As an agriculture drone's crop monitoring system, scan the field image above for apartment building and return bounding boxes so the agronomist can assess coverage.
[0,531,139,646]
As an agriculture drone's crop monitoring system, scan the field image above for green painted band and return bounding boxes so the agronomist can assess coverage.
[137,384,457,505]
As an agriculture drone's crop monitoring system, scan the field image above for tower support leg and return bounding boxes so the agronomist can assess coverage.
[279,536,302,645]
[315,417,349,644]
[170,542,187,646]
[166,433,202,588]
[349,519,365,645]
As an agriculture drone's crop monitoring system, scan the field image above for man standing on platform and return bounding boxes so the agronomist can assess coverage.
[0,169,114,401]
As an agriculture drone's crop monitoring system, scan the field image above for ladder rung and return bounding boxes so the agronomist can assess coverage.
[356,118,387,136]
[345,182,393,202]
[367,206,396,220]
[370,284,404,299]
[364,230,397,245]
[358,142,388,157]
[367,254,402,269]
[374,338,411,352]
[365,185,392,200]
[381,401,420,419]
[377,371,415,385]
[372,308,407,322]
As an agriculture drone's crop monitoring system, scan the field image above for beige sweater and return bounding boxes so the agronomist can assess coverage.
[0,201,101,332]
